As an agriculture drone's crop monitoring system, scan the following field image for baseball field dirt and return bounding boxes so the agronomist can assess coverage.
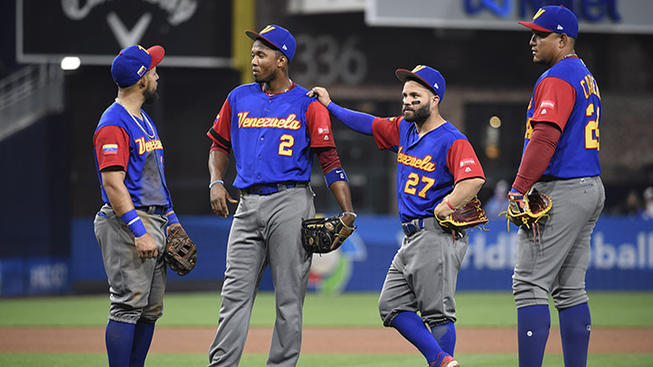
[0,326,650,354]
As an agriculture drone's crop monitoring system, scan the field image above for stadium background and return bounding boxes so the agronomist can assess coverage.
[1,0,652,365]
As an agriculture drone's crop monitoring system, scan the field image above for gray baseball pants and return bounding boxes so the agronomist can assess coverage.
[208,186,315,367]
[94,204,168,324]
[379,218,468,328]
[513,176,605,309]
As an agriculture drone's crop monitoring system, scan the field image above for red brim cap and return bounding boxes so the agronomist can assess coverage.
[517,21,554,33]
[395,69,437,95]
[245,30,279,51]
[147,45,165,70]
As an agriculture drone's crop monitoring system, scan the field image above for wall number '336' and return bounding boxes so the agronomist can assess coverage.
[404,173,435,198]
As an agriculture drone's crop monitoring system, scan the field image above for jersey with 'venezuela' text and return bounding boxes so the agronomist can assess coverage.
[207,83,335,189]
[523,57,601,178]
[93,102,173,208]
[372,117,485,222]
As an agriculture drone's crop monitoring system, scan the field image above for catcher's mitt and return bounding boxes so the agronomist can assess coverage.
[301,216,356,254]
[164,226,197,276]
[504,189,552,228]
[436,196,489,231]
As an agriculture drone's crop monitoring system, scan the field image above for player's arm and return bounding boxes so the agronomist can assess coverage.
[511,77,574,194]
[95,125,157,258]
[207,99,238,218]
[101,169,158,259]
[308,86,374,135]
[434,139,486,218]
[208,146,238,218]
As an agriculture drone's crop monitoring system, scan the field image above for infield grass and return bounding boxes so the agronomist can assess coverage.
[1,291,652,327]
[1,292,653,366]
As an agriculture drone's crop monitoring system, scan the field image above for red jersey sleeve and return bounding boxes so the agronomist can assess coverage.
[446,139,485,184]
[93,125,130,171]
[307,100,336,148]
[531,77,576,130]
[371,116,401,150]
[206,99,233,152]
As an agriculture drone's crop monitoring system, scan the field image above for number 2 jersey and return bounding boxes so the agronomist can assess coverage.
[523,57,601,178]
[372,117,485,222]
[207,83,335,189]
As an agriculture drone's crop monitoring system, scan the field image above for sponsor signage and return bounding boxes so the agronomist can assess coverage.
[367,0,653,34]
[17,0,232,67]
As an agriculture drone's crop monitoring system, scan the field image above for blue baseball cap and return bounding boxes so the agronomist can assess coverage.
[111,45,165,88]
[395,65,446,101]
[245,25,296,61]
[518,5,578,38]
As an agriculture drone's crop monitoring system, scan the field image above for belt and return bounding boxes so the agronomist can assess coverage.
[241,181,309,196]
[538,175,562,182]
[401,218,426,237]
[135,205,168,215]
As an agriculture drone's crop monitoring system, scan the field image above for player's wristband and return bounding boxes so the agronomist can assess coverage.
[209,179,224,189]
[341,211,357,218]
[325,168,348,186]
[445,200,456,211]
[166,210,180,226]
[120,209,147,237]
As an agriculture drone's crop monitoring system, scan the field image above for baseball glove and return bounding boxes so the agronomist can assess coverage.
[164,226,197,276]
[436,196,489,231]
[301,216,356,254]
[504,189,552,228]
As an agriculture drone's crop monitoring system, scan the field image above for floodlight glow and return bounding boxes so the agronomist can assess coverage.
[60,56,81,70]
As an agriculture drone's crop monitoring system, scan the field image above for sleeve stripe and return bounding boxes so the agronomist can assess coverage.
[209,128,231,150]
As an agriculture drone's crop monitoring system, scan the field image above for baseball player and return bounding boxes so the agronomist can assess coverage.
[309,65,485,367]
[510,6,604,367]
[206,25,356,367]
[93,45,185,367]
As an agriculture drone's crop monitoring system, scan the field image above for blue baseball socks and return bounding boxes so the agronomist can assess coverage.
[391,312,451,366]
[105,319,156,367]
[517,304,550,367]
[559,302,591,367]
[131,320,156,367]
[106,320,135,367]
[430,321,456,356]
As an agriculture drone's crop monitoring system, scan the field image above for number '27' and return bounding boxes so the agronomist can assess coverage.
[404,173,435,198]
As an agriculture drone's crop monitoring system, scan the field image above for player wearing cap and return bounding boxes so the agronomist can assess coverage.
[206,24,356,367]
[511,6,604,367]
[309,65,485,367]
[93,45,185,367]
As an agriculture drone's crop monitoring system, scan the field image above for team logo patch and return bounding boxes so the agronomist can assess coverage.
[102,144,118,155]
[540,101,555,108]
[412,65,426,73]
[459,159,476,167]
[137,65,147,77]
[533,8,546,20]
[260,25,275,34]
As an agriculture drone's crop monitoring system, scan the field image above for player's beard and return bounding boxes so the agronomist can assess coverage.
[143,86,159,105]
[403,102,430,125]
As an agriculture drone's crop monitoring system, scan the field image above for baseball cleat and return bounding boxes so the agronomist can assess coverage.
[440,355,460,367]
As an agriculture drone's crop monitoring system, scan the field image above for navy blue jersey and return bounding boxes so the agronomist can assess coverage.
[93,102,173,208]
[207,83,335,189]
[373,117,485,222]
[523,57,601,178]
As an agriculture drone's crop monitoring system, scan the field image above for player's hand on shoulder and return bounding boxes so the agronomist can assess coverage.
[210,181,238,218]
[135,233,158,259]
[307,86,331,107]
